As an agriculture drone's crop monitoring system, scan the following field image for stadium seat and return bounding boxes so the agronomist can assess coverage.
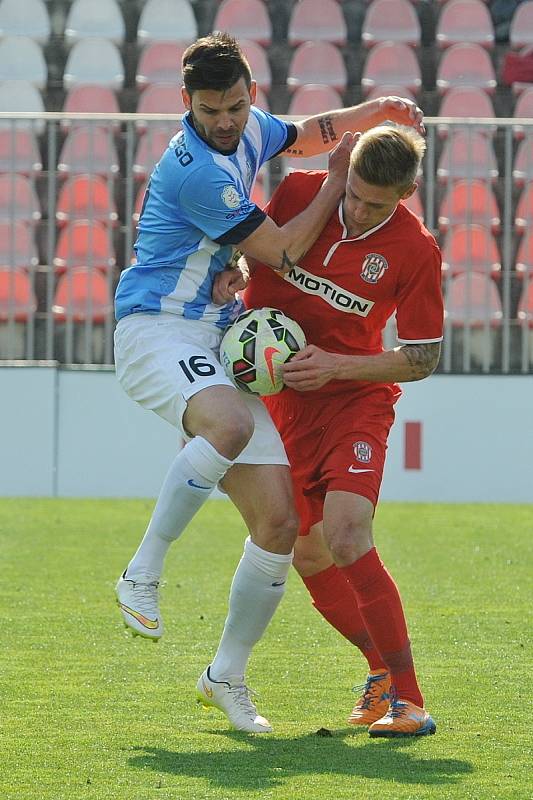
[441,223,501,279]
[52,267,113,363]
[53,220,116,273]
[240,40,271,92]
[515,185,533,234]
[0,220,38,268]
[437,87,497,137]
[436,0,495,49]
[0,174,41,225]
[64,0,125,47]
[512,134,533,187]
[436,43,496,94]
[56,175,118,228]
[0,36,47,89]
[512,87,533,139]
[63,38,124,90]
[437,130,498,183]
[133,129,171,181]
[0,129,42,174]
[361,42,421,96]
[515,232,533,278]
[214,0,271,46]
[57,126,120,178]
[0,0,50,44]
[444,272,502,369]
[288,0,347,47]
[137,0,198,47]
[438,180,500,234]
[517,280,533,367]
[61,85,120,133]
[366,85,416,102]
[288,84,343,117]
[361,0,421,48]
[0,80,46,134]
[0,267,36,358]
[402,190,424,221]
[136,42,188,91]
[135,83,184,135]
[287,41,347,93]
[253,86,269,111]
[510,1,533,49]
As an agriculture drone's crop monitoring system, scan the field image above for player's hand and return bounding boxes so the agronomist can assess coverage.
[282,344,341,391]
[212,263,250,305]
[375,96,425,135]
[324,131,356,191]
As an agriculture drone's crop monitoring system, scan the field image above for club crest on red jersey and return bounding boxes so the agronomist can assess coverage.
[353,441,372,463]
[360,252,388,284]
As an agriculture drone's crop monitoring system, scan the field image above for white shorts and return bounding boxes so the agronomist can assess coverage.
[114,312,289,466]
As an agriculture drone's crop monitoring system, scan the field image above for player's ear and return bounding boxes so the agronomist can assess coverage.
[249,80,257,105]
[400,182,418,200]
[181,86,192,111]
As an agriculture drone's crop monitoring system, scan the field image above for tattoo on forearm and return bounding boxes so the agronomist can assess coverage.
[274,250,297,273]
[318,116,338,145]
[284,147,305,156]
[401,342,441,379]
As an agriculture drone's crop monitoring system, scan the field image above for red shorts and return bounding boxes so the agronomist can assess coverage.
[264,385,399,535]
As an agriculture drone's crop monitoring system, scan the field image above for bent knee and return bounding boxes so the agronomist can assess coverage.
[326,521,374,566]
[253,508,299,554]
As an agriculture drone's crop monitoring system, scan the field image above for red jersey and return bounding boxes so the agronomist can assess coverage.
[244,170,444,398]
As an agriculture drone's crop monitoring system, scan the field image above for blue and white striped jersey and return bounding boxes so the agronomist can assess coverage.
[115,107,296,327]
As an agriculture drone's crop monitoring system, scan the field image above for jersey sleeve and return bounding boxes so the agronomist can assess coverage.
[251,107,298,162]
[178,164,266,245]
[395,238,444,343]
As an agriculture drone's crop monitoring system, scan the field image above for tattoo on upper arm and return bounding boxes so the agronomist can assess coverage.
[318,116,338,145]
[401,342,441,379]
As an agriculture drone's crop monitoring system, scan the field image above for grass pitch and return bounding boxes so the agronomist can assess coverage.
[1,499,531,800]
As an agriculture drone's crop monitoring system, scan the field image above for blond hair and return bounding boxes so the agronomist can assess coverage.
[350,125,426,193]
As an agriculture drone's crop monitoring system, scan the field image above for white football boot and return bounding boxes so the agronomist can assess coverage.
[115,571,162,640]
[196,666,273,733]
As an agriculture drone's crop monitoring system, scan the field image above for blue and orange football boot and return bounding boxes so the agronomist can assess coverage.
[348,671,391,726]
[368,693,436,738]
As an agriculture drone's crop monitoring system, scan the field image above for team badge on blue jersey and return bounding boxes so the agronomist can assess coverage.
[360,252,388,284]
[221,185,241,209]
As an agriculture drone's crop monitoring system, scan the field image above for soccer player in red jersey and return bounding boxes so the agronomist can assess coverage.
[215,125,443,737]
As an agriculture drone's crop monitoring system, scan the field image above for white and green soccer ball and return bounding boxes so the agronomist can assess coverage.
[220,307,306,396]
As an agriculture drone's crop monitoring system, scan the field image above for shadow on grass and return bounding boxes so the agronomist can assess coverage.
[127,728,473,791]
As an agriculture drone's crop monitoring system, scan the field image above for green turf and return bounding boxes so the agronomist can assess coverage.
[1,499,532,800]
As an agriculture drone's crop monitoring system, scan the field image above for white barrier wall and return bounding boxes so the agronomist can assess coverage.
[1,365,532,502]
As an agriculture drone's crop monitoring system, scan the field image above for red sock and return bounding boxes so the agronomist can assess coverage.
[340,547,424,707]
[302,564,386,671]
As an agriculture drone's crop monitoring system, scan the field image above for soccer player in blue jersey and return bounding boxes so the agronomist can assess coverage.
[113,32,424,733]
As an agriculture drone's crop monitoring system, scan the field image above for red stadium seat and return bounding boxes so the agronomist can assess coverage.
[361,42,422,96]
[366,85,416,102]
[0,129,42,175]
[441,224,501,279]
[57,126,120,178]
[512,87,533,139]
[56,175,118,228]
[133,129,171,181]
[53,220,116,273]
[253,86,270,111]
[510,1,533,49]
[61,85,120,133]
[515,232,533,278]
[0,221,38,268]
[136,42,188,91]
[213,0,271,46]
[436,0,495,49]
[0,267,36,320]
[64,0,125,47]
[515,185,533,234]
[402,191,424,221]
[512,134,533,187]
[63,38,124,90]
[288,0,347,47]
[0,0,50,44]
[444,272,502,368]
[437,131,498,183]
[288,85,343,117]
[287,41,347,93]
[0,174,41,225]
[437,87,497,137]
[361,0,421,48]
[438,180,500,234]
[517,278,533,368]
[240,40,271,92]
[52,267,112,323]
[137,0,198,46]
[436,43,496,94]
[135,84,184,135]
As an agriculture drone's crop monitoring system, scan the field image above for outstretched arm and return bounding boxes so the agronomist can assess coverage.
[286,96,425,158]
[282,341,441,392]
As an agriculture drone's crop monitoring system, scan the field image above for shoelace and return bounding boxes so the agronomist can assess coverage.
[131,580,159,615]
[351,674,387,710]
[228,683,260,714]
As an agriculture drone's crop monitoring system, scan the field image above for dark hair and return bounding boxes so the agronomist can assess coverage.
[182,32,252,95]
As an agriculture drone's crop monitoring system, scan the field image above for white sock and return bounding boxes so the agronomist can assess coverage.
[126,436,233,580]
[210,537,293,682]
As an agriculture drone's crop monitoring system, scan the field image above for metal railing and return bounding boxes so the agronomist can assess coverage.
[0,112,532,374]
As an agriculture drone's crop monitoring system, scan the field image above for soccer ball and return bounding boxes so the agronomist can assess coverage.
[220,307,306,396]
